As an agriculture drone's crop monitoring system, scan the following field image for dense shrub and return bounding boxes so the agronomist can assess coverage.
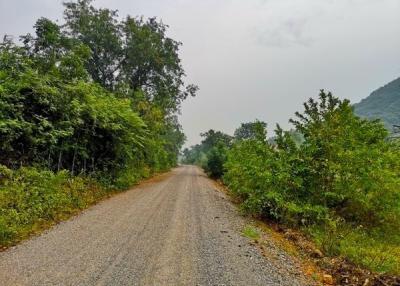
[0,67,147,177]
[0,0,194,181]
[224,92,400,227]
[203,143,228,178]
[222,91,400,274]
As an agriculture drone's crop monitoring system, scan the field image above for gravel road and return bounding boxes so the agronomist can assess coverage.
[0,165,310,286]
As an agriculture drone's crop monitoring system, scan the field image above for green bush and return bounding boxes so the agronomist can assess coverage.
[223,91,400,274]
[182,129,232,178]
[203,143,228,178]
[0,165,107,246]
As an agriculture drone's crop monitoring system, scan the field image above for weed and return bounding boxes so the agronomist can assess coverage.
[242,225,260,240]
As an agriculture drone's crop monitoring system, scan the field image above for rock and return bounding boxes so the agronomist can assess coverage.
[323,274,334,285]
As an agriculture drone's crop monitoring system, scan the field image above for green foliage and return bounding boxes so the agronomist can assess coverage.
[241,225,260,240]
[0,165,107,245]
[234,120,267,142]
[223,91,400,274]
[203,142,228,178]
[62,0,197,112]
[0,0,195,180]
[182,145,207,166]
[288,91,398,228]
[182,122,270,178]
[0,61,147,178]
[308,223,400,274]
[182,129,232,178]
[199,129,233,150]
[0,1,196,246]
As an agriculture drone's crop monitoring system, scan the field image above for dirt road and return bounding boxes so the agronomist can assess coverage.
[0,165,309,286]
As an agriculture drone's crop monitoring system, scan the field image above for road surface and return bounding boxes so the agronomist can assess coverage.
[0,165,309,286]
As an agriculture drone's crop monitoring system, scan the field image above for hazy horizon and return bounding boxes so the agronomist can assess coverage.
[1,0,399,147]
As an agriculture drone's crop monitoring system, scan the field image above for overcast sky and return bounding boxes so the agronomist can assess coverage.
[1,0,399,146]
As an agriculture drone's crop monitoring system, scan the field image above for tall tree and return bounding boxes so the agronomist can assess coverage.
[234,120,267,142]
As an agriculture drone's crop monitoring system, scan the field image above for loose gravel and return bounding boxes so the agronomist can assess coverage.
[0,165,312,286]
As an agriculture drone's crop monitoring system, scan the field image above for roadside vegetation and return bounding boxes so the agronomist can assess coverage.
[182,91,400,275]
[0,0,196,246]
[241,225,260,241]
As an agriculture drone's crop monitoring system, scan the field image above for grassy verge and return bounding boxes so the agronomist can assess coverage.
[241,225,261,240]
[0,165,158,248]
[213,179,400,285]
[307,225,400,275]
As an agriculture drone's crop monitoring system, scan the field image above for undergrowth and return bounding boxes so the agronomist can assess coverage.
[0,165,141,247]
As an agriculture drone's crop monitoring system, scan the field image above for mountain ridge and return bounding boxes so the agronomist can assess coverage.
[354,77,400,130]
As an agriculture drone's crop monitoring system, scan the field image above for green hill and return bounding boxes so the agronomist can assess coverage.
[354,77,400,130]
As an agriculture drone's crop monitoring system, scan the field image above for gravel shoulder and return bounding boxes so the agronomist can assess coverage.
[0,165,312,286]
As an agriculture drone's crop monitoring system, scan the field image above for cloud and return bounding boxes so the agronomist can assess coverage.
[254,17,313,47]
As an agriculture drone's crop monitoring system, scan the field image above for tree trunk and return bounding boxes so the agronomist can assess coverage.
[57,151,62,172]
[71,148,77,176]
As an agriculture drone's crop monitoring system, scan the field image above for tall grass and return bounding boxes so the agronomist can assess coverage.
[0,165,111,246]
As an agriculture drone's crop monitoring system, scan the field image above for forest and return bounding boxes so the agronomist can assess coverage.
[0,0,196,245]
[182,91,400,275]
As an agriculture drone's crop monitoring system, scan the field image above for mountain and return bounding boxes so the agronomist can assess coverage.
[354,77,400,130]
